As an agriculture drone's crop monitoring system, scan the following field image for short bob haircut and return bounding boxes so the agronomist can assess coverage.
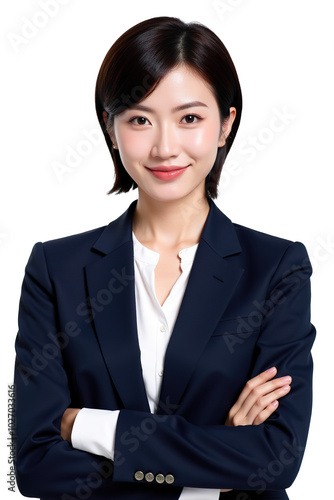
[95,16,242,199]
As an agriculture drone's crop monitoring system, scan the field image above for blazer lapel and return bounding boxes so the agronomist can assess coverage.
[84,198,244,416]
[157,200,244,415]
[84,200,150,412]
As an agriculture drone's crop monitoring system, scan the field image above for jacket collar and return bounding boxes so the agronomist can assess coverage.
[91,200,137,255]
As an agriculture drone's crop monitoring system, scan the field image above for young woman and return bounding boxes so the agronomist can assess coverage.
[14,16,315,500]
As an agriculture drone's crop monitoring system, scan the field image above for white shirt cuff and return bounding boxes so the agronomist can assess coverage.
[71,407,120,460]
[180,488,221,499]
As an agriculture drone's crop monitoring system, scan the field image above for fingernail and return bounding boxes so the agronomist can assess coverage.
[271,400,278,407]
[267,367,276,374]
[282,385,291,391]
[281,376,292,384]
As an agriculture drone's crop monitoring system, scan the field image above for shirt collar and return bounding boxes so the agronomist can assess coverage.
[132,231,198,265]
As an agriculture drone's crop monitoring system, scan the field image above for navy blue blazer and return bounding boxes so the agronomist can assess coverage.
[14,199,315,500]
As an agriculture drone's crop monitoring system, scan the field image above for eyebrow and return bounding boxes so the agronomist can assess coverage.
[129,101,208,113]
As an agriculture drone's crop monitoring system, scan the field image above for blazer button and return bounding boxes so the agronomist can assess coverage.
[156,473,165,484]
[134,471,144,481]
[165,474,175,484]
[145,472,154,482]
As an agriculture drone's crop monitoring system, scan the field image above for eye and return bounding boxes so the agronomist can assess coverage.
[129,116,150,126]
[181,114,202,124]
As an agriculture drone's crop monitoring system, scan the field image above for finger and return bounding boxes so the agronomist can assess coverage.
[229,367,278,415]
[246,384,291,424]
[253,400,279,426]
[234,376,291,421]
[260,384,291,408]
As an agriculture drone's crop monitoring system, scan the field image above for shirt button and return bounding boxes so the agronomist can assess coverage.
[160,324,166,332]
[158,369,164,377]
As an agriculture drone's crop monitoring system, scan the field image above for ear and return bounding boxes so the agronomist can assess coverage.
[102,111,118,149]
[102,110,108,128]
[218,107,237,147]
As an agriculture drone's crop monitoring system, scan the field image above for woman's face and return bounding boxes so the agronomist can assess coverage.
[108,64,235,203]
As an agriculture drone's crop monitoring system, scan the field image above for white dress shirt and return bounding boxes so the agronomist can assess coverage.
[71,231,220,499]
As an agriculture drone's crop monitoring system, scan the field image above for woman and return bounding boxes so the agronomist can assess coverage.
[14,16,315,500]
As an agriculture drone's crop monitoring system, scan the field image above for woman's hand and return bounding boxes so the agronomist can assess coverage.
[61,408,81,443]
[225,366,291,427]
[220,367,291,493]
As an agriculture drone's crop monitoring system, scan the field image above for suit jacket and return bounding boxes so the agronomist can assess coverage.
[14,199,315,500]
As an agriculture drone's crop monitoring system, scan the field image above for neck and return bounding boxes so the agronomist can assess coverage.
[132,189,211,248]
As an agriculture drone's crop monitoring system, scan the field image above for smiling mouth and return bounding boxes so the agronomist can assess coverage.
[147,166,189,172]
[146,166,188,180]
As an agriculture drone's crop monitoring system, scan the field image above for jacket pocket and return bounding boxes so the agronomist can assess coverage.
[212,317,261,337]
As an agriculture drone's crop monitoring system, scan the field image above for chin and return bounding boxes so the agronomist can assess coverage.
[147,188,204,205]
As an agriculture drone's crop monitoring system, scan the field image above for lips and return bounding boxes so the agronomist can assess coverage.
[148,166,188,172]
[146,165,188,180]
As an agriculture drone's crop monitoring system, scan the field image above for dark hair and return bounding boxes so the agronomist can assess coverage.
[95,16,242,199]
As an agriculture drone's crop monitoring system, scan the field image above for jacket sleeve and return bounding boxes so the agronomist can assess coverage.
[14,243,114,498]
[112,241,316,491]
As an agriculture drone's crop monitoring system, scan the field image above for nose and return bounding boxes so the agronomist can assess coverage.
[151,124,180,159]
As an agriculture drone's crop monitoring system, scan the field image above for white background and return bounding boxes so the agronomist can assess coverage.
[1,0,333,498]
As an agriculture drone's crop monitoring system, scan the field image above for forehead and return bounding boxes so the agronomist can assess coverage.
[138,64,217,106]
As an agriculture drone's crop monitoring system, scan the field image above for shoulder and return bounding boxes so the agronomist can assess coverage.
[37,201,136,264]
[41,225,107,255]
[24,226,108,279]
[231,222,311,278]
[209,200,308,263]
[233,221,307,254]
[233,222,292,251]
[25,200,136,274]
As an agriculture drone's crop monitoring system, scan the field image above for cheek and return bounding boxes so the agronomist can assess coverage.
[184,123,221,158]
[117,130,148,164]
